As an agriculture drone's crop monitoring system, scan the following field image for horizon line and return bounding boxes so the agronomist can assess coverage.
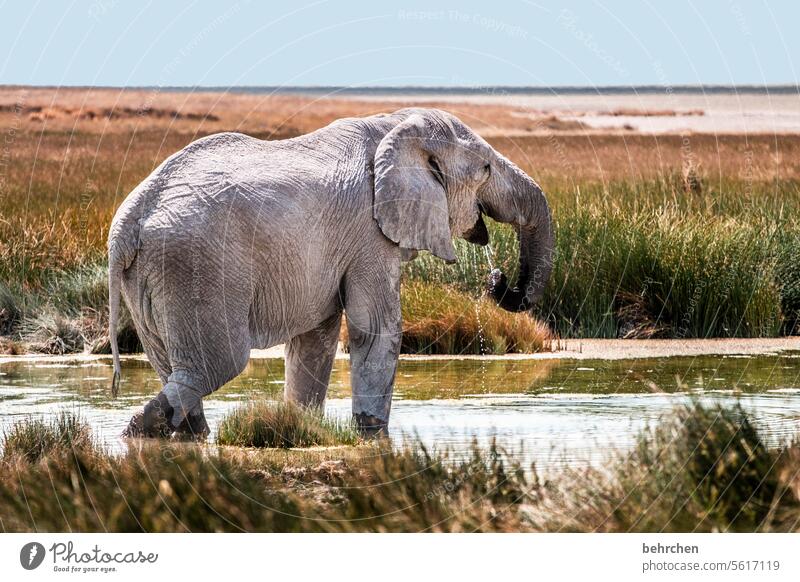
[1,83,798,95]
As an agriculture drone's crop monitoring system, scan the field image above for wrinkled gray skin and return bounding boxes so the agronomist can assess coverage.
[108,108,554,439]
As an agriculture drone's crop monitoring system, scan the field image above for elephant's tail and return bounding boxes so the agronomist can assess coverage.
[108,248,124,397]
[107,180,150,396]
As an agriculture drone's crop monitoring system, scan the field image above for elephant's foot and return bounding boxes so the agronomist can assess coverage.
[121,410,146,438]
[172,408,210,441]
[122,392,208,441]
[122,393,174,439]
[354,412,388,438]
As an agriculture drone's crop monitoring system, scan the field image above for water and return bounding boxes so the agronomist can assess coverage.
[1,352,799,471]
[483,244,495,270]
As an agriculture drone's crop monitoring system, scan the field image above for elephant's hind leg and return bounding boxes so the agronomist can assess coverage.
[284,310,342,409]
[125,324,252,441]
[124,370,211,440]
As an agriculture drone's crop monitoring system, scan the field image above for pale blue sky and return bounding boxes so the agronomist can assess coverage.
[0,0,797,87]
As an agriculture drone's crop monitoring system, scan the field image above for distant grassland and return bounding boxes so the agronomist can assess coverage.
[1,88,799,353]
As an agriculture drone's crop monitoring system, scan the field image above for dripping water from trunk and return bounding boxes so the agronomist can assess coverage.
[484,243,495,270]
[473,299,489,395]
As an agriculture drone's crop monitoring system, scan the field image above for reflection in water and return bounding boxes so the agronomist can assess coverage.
[1,352,799,470]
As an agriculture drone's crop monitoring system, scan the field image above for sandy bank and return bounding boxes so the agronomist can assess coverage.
[1,338,798,367]
[394,337,800,361]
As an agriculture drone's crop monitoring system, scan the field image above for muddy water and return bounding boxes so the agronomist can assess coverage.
[1,352,799,470]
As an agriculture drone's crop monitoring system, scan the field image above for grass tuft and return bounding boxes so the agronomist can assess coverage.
[19,309,85,354]
[216,400,360,448]
[0,283,20,336]
[527,400,799,532]
[399,282,551,354]
[2,411,94,463]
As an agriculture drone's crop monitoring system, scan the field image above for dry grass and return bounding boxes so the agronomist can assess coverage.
[0,86,583,138]
[338,281,552,354]
[398,282,552,354]
[1,403,799,532]
[2,87,799,350]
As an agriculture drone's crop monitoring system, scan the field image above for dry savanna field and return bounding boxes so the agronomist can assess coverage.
[2,88,800,534]
[1,87,800,355]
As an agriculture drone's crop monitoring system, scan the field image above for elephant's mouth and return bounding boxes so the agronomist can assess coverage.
[462,209,489,246]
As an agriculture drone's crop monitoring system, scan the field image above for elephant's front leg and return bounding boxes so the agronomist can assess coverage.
[344,261,402,435]
[284,310,343,409]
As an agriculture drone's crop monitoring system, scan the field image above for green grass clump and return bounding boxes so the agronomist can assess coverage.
[405,177,797,339]
[216,400,360,448]
[2,411,94,463]
[544,207,782,338]
[528,400,800,532]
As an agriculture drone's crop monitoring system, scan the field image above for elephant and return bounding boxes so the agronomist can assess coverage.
[108,107,553,439]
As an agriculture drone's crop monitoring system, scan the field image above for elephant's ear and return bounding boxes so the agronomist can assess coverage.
[373,113,457,263]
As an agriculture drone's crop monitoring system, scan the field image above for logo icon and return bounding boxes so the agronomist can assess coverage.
[20,542,46,570]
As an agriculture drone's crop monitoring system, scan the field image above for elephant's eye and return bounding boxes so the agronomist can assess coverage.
[484,162,491,176]
[428,156,446,190]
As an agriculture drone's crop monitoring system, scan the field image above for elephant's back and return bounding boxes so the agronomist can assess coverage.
[115,127,376,354]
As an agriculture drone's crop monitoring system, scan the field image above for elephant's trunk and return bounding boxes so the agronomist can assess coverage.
[480,155,554,312]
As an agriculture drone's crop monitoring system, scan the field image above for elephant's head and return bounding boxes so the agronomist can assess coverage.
[373,108,554,312]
